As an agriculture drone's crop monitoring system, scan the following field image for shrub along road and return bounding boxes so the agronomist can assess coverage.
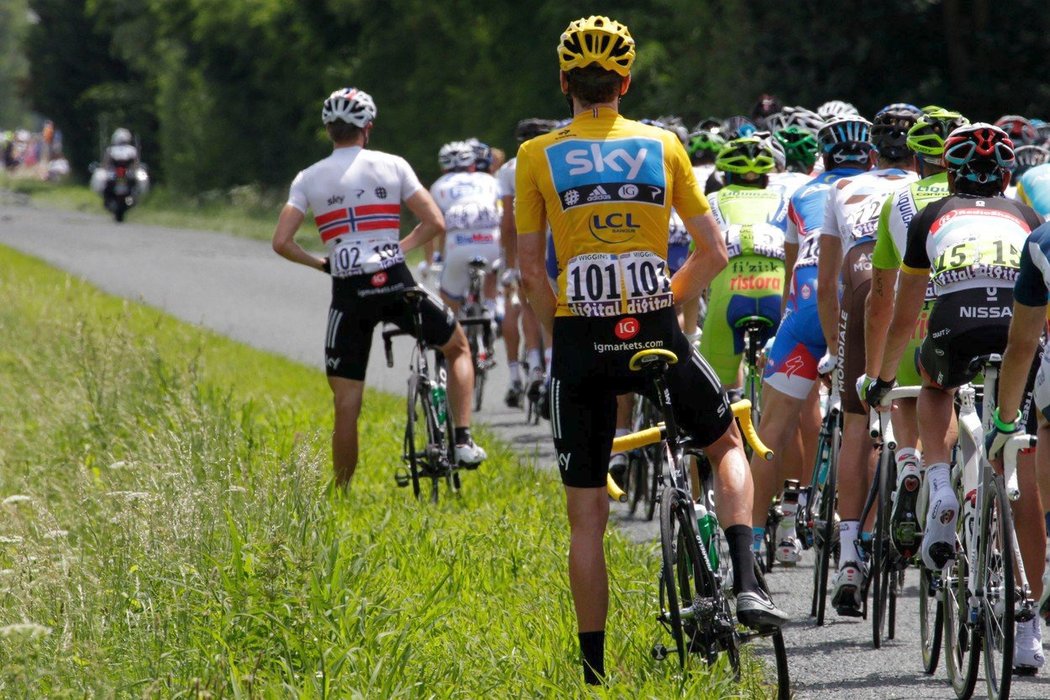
[2,196,1048,697]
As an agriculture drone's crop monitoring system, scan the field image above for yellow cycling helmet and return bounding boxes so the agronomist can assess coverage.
[557,16,635,76]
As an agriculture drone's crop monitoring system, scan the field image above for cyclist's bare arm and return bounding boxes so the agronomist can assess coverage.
[864,266,899,377]
[781,241,798,317]
[997,301,1047,422]
[671,211,728,305]
[877,270,927,380]
[399,189,446,254]
[272,205,326,271]
[499,194,518,271]
[519,229,556,334]
[816,234,843,356]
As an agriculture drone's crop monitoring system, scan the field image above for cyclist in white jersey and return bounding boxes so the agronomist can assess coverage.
[429,143,502,316]
[818,107,919,614]
[272,88,486,488]
[496,119,554,406]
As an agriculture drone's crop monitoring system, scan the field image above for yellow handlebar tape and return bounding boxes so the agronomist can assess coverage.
[611,424,665,453]
[731,400,773,460]
[606,473,627,503]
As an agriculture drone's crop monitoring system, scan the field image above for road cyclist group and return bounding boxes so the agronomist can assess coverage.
[271,13,1050,696]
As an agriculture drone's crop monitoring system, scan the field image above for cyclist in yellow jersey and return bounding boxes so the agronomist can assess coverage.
[515,15,786,686]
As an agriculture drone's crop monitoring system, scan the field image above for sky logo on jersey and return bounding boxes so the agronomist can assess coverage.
[545,138,666,210]
[315,204,401,242]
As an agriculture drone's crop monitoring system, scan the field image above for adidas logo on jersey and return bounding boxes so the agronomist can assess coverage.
[587,185,611,202]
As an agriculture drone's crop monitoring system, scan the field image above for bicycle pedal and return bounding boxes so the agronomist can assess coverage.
[651,642,668,661]
[394,469,410,488]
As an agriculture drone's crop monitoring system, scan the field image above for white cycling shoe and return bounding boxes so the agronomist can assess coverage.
[454,440,487,469]
[831,561,865,617]
[775,536,802,565]
[921,483,958,570]
[1014,616,1045,675]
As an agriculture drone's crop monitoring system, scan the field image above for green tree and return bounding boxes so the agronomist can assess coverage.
[0,0,32,128]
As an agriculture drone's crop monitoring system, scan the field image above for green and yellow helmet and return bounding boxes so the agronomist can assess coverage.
[715,136,777,176]
[688,130,726,157]
[906,108,970,161]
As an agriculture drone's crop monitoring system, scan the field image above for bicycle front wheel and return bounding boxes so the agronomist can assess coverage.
[980,474,1015,700]
[626,453,645,516]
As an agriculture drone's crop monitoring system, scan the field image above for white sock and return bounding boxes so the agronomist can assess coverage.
[896,447,920,471]
[509,361,522,383]
[839,520,861,567]
[527,349,542,373]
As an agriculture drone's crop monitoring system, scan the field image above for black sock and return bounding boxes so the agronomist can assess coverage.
[578,630,605,685]
[725,524,760,595]
[454,427,471,445]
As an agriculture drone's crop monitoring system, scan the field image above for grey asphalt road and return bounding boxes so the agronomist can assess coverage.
[2,195,1048,698]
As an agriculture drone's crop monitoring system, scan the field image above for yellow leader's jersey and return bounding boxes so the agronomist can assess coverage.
[515,107,710,317]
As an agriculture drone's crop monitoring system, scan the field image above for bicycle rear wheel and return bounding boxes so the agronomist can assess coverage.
[871,452,894,648]
[919,567,943,674]
[405,375,430,501]
[813,412,840,626]
[980,474,1014,700]
[944,545,979,699]
[659,486,689,667]
[752,562,791,700]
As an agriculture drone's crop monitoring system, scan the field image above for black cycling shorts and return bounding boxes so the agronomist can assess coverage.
[325,263,456,381]
[549,308,733,489]
[920,286,1013,390]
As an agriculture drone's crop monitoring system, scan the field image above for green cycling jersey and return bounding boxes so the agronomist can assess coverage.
[872,172,949,270]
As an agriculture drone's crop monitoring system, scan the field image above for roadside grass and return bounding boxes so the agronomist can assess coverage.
[0,246,773,698]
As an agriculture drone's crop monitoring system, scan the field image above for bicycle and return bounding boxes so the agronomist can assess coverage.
[460,257,497,411]
[798,372,842,627]
[941,354,1036,700]
[620,392,662,520]
[610,349,789,698]
[866,385,921,651]
[382,288,460,503]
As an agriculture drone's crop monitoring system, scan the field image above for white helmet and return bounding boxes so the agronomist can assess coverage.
[111,128,132,146]
[321,87,377,127]
[438,141,476,171]
[817,100,860,121]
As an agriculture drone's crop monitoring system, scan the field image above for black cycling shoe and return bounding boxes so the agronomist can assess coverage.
[504,380,524,408]
[536,383,551,421]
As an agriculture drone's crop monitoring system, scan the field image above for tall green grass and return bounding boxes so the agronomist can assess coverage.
[0,246,772,698]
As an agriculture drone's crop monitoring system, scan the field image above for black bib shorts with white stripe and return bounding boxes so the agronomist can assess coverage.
[549,307,733,489]
[325,263,456,381]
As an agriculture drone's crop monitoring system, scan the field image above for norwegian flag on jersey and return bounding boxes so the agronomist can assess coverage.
[315,204,401,242]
